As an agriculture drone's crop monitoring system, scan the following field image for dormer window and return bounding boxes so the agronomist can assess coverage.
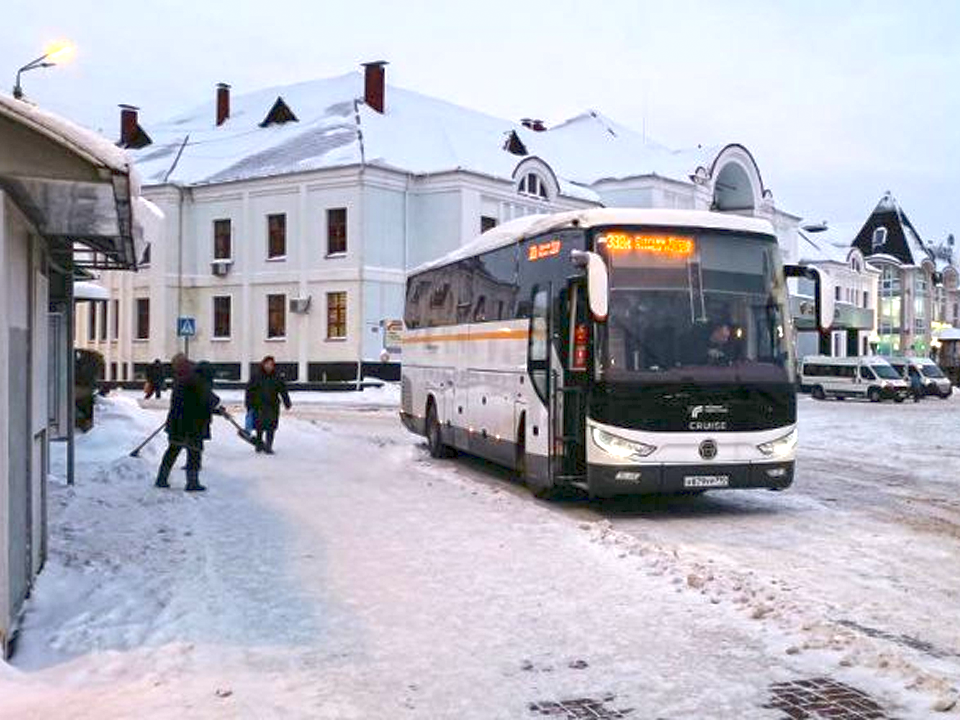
[504,130,528,157]
[260,97,299,127]
[518,172,548,200]
[872,226,887,252]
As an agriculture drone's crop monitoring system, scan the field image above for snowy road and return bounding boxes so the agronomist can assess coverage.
[1,392,958,718]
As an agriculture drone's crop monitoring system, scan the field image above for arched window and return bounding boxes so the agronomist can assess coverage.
[518,172,549,200]
[872,226,887,252]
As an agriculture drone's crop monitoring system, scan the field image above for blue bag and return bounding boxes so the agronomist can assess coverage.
[245,409,255,433]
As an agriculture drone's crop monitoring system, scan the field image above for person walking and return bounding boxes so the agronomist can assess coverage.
[245,356,291,454]
[145,358,164,399]
[155,354,223,491]
[908,365,924,403]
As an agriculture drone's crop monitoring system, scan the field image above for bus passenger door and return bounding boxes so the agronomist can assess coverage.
[552,281,588,484]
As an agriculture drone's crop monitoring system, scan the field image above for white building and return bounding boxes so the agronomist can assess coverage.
[80,62,801,384]
[0,94,149,656]
[795,222,879,358]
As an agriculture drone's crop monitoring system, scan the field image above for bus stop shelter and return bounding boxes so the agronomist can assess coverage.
[0,94,161,657]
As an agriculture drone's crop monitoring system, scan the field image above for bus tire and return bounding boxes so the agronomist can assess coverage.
[426,401,451,459]
[867,387,881,403]
[812,385,826,400]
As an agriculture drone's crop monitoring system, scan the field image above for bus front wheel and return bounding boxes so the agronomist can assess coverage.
[868,388,882,403]
[426,402,451,459]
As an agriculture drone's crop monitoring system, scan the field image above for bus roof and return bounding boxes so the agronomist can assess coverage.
[410,208,776,276]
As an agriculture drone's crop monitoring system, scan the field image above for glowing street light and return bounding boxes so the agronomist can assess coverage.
[12,41,75,100]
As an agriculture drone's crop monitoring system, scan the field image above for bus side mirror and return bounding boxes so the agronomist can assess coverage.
[784,264,831,332]
[572,250,608,321]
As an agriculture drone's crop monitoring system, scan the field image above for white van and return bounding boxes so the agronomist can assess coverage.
[886,356,953,399]
[801,356,910,402]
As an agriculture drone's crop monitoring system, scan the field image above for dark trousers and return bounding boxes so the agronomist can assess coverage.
[156,441,202,486]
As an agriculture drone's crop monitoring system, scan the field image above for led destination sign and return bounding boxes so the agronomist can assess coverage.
[599,233,695,257]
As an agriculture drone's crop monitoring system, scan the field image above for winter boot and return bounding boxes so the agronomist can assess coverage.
[184,470,206,493]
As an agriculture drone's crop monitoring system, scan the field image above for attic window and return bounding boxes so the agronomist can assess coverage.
[518,172,549,200]
[872,226,887,252]
[260,97,299,128]
[504,130,528,157]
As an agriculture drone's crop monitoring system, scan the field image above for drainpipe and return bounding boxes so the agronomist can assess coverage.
[65,266,75,486]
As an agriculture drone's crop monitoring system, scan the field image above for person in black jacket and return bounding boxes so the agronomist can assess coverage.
[155,354,223,491]
[145,358,164,399]
[245,355,291,454]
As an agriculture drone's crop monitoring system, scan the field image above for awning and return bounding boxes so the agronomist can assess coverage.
[0,94,160,270]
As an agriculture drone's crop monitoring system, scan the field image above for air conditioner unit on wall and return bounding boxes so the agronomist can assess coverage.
[290,296,312,314]
[211,259,233,276]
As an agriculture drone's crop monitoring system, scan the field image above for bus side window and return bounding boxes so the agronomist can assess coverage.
[528,287,550,401]
[859,366,874,380]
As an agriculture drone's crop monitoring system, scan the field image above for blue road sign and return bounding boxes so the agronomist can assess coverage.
[177,316,197,337]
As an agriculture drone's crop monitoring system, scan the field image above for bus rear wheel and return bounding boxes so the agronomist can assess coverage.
[426,403,450,459]
[812,385,826,400]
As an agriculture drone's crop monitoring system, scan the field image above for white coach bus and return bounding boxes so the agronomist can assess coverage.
[400,209,825,498]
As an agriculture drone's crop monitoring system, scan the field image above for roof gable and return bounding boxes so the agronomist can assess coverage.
[851,192,932,266]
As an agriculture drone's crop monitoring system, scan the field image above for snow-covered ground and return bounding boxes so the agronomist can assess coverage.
[0,390,957,718]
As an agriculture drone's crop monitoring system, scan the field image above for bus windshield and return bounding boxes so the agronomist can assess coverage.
[597,229,793,384]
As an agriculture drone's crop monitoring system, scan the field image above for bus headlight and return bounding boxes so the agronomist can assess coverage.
[592,427,656,460]
[757,429,797,458]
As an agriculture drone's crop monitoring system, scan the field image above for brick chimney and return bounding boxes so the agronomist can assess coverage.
[521,118,547,132]
[119,104,139,146]
[216,83,231,126]
[362,61,388,114]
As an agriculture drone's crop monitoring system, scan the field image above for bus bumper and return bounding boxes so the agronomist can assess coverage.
[400,411,425,436]
[586,460,795,498]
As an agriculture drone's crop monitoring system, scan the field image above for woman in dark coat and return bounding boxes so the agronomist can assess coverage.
[245,356,291,454]
[155,354,222,491]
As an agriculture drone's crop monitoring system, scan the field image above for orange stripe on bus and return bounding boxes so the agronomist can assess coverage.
[402,329,529,344]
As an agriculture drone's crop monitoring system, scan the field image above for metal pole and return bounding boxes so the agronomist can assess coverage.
[65,265,76,486]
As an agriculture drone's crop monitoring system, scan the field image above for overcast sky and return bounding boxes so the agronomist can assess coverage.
[3,0,958,241]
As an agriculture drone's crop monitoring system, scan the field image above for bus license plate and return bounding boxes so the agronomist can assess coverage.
[684,475,730,488]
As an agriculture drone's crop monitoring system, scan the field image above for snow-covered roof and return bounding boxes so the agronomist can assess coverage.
[411,208,775,274]
[131,74,713,198]
[797,221,867,265]
[0,93,135,184]
[523,110,718,185]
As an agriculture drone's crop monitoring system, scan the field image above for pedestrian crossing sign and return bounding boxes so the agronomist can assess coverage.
[177,316,197,337]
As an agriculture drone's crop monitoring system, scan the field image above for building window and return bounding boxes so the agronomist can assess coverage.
[834,286,841,301]
[327,291,347,339]
[98,303,108,341]
[135,298,150,340]
[214,219,232,260]
[518,172,549,200]
[327,208,347,255]
[267,293,286,339]
[872,226,887,252]
[267,213,286,259]
[87,303,96,341]
[481,215,498,233]
[213,296,232,339]
[863,291,869,309]
[111,299,119,340]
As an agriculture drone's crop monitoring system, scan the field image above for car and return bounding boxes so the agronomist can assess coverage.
[887,356,953,399]
[800,355,910,402]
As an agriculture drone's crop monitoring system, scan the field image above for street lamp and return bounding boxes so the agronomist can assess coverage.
[12,41,74,100]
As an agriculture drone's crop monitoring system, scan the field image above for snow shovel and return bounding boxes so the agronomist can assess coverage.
[219,410,262,449]
[129,422,166,457]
